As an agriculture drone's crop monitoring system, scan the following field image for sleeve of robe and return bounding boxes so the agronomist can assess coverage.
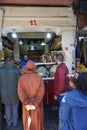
[32,78,45,107]
[18,77,45,108]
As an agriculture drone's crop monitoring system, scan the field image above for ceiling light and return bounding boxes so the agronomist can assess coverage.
[41,42,46,46]
[47,32,51,39]
[30,44,35,50]
[19,40,23,45]
[11,32,17,38]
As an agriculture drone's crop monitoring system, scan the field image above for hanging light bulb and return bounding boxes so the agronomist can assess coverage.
[30,44,35,50]
[41,42,46,46]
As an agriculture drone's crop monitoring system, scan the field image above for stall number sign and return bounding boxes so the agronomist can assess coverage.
[29,20,37,26]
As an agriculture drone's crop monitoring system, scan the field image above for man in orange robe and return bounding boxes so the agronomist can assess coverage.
[18,61,45,130]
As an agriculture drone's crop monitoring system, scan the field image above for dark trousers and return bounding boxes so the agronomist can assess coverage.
[57,95,64,108]
[5,102,19,126]
[57,92,67,108]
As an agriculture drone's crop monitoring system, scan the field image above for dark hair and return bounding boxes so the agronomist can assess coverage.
[56,54,64,62]
[70,73,87,95]
[69,76,77,85]
[5,56,13,61]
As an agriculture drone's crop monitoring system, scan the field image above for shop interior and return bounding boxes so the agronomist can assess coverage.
[2,31,62,60]
[1,31,63,70]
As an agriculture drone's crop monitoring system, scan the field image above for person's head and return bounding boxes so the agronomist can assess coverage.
[69,73,87,95]
[55,54,64,64]
[24,54,28,61]
[22,61,37,74]
[69,75,77,90]
[5,56,13,63]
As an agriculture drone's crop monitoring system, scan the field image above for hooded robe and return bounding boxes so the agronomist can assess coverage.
[18,61,45,130]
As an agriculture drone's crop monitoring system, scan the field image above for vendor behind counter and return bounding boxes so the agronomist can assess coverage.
[76,58,87,73]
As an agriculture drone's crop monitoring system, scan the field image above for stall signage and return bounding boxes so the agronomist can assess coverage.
[29,20,37,26]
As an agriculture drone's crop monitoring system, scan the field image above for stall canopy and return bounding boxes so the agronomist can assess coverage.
[0,0,73,6]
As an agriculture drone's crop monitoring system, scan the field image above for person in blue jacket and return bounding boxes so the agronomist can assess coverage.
[20,54,29,68]
[58,72,87,130]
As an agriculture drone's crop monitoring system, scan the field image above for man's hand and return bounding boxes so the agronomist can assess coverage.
[30,105,35,110]
[25,105,35,111]
[54,95,57,100]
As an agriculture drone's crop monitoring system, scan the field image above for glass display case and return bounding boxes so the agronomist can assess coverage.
[35,62,57,80]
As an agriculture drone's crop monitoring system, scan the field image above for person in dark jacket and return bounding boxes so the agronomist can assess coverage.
[58,73,87,130]
[0,56,20,126]
[54,54,69,107]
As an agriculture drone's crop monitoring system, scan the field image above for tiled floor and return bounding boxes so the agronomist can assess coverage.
[2,105,58,130]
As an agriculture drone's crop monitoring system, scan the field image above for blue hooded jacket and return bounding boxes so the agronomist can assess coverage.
[59,89,87,130]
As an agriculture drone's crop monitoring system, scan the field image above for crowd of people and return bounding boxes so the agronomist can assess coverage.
[54,54,87,130]
[0,54,87,130]
[0,54,45,130]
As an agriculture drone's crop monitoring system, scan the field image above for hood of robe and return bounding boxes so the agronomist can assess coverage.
[22,61,37,74]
